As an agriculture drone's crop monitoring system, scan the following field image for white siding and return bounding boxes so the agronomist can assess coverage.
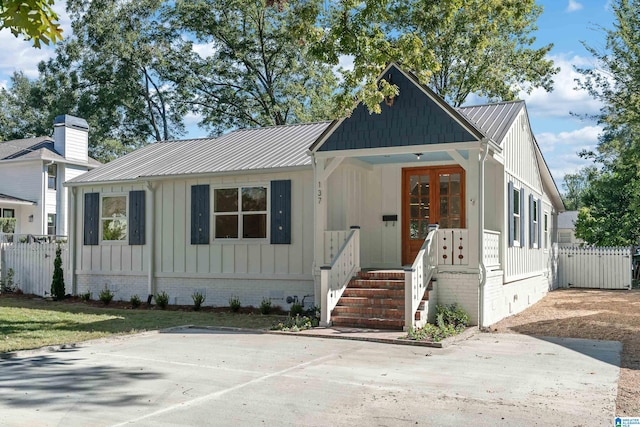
[54,126,88,163]
[503,111,542,190]
[0,161,44,235]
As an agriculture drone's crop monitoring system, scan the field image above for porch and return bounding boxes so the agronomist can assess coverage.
[319,227,502,329]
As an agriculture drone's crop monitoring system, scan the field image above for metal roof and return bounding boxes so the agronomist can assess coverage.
[457,100,525,145]
[67,121,332,184]
[0,193,36,205]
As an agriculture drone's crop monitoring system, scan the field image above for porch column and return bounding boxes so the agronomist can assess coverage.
[465,148,481,270]
[313,157,328,308]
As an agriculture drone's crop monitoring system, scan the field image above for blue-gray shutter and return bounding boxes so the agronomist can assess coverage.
[271,180,291,244]
[129,190,145,245]
[191,185,210,245]
[508,181,514,247]
[538,198,542,248]
[520,187,525,248]
[83,192,99,245]
[529,193,534,248]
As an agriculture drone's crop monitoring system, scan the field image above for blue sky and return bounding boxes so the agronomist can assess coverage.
[0,0,615,190]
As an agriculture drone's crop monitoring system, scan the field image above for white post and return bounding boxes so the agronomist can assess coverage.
[404,267,414,331]
[350,226,360,273]
[320,266,331,326]
[313,157,328,308]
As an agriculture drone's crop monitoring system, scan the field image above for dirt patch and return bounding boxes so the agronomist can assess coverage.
[490,288,640,416]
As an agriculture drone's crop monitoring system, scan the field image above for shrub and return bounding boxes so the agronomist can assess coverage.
[79,291,92,302]
[289,302,304,317]
[130,294,142,308]
[229,295,241,312]
[0,268,16,293]
[259,297,272,315]
[192,291,206,311]
[99,287,114,305]
[50,244,65,300]
[271,314,318,332]
[405,304,470,342]
[155,291,169,309]
[436,303,470,331]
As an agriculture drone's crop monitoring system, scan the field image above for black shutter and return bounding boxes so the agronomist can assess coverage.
[129,190,146,245]
[508,181,514,247]
[191,185,210,244]
[271,180,291,244]
[84,192,99,245]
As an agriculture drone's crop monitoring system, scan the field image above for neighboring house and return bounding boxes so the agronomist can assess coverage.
[65,64,564,328]
[0,116,100,238]
[557,211,583,245]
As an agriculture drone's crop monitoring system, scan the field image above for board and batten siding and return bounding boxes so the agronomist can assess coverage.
[501,108,556,283]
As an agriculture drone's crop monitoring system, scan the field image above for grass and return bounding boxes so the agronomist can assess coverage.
[0,297,286,353]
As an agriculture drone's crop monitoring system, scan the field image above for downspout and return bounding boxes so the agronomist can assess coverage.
[311,154,320,308]
[69,187,77,295]
[146,181,156,298]
[478,139,490,328]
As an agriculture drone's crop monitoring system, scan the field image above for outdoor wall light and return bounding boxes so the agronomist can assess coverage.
[415,153,423,160]
[28,214,34,222]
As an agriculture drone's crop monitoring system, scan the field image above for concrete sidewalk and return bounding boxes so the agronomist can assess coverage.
[0,329,621,426]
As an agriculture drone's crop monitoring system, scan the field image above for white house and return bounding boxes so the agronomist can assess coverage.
[0,115,99,238]
[65,64,564,328]
[557,211,583,245]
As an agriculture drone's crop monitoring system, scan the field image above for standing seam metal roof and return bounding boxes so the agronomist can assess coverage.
[457,100,525,145]
[67,121,332,184]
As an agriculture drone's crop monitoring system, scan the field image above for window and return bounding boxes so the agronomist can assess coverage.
[214,186,267,239]
[559,232,572,244]
[47,214,56,236]
[2,208,15,218]
[47,164,57,190]
[512,187,520,245]
[1,209,16,233]
[531,197,539,248]
[101,195,127,241]
[544,212,549,249]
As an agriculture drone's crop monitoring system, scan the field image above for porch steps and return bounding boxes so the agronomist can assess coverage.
[331,271,431,330]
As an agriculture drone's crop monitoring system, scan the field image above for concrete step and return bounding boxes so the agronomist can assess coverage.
[333,306,404,319]
[331,316,404,330]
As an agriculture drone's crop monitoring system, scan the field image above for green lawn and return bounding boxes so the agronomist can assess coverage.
[0,297,285,353]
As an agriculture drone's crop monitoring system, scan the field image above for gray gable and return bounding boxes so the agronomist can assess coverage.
[318,65,481,152]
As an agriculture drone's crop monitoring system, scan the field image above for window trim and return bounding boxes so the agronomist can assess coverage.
[47,213,56,236]
[212,184,269,241]
[2,208,15,218]
[512,186,521,247]
[530,196,539,249]
[47,164,57,190]
[100,193,128,243]
[543,211,549,250]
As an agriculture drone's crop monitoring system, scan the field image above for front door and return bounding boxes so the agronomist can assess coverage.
[402,166,465,265]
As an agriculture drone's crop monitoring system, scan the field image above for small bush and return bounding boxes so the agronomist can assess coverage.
[79,291,92,302]
[50,244,65,300]
[436,303,470,330]
[192,291,206,311]
[130,294,142,308]
[259,297,272,315]
[405,304,470,342]
[289,302,304,317]
[0,268,17,293]
[271,314,319,332]
[99,287,114,305]
[229,295,241,312]
[155,291,169,309]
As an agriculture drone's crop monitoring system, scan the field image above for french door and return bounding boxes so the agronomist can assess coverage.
[402,166,465,265]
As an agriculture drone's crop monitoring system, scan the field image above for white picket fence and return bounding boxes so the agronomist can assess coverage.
[557,246,632,290]
[0,242,70,296]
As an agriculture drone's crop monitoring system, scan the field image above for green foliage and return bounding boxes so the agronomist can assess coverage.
[259,297,272,315]
[562,166,598,211]
[130,294,142,309]
[50,244,65,300]
[406,304,469,342]
[229,295,241,312]
[0,268,16,293]
[573,0,640,246]
[0,217,16,233]
[154,291,170,309]
[79,291,91,302]
[0,0,63,47]
[289,302,304,317]
[98,287,114,305]
[270,314,318,332]
[191,291,206,311]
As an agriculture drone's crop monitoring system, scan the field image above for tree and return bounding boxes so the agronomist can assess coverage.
[574,0,640,246]
[168,0,338,134]
[50,243,65,300]
[313,0,558,113]
[562,166,598,211]
[0,71,51,141]
[0,0,63,47]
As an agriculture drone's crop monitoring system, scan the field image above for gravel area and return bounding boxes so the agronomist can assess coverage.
[490,288,640,416]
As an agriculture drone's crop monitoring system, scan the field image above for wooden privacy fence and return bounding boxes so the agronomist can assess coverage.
[0,242,70,296]
[557,246,632,290]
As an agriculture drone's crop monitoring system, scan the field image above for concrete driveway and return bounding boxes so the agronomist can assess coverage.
[0,329,620,426]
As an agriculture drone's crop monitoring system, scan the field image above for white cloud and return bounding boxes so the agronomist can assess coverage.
[536,125,602,182]
[520,54,603,119]
[566,0,583,12]
[192,42,216,58]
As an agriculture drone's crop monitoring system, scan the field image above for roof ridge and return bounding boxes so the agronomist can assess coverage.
[457,99,525,110]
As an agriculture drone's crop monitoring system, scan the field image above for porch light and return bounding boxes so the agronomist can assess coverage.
[415,153,422,160]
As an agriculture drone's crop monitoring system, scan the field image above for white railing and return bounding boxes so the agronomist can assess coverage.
[483,230,501,269]
[320,227,360,326]
[404,227,438,330]
[437,228,469,265]
[0,233,67,244]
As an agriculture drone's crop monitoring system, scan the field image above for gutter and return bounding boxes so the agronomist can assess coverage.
[478,138,490,328]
